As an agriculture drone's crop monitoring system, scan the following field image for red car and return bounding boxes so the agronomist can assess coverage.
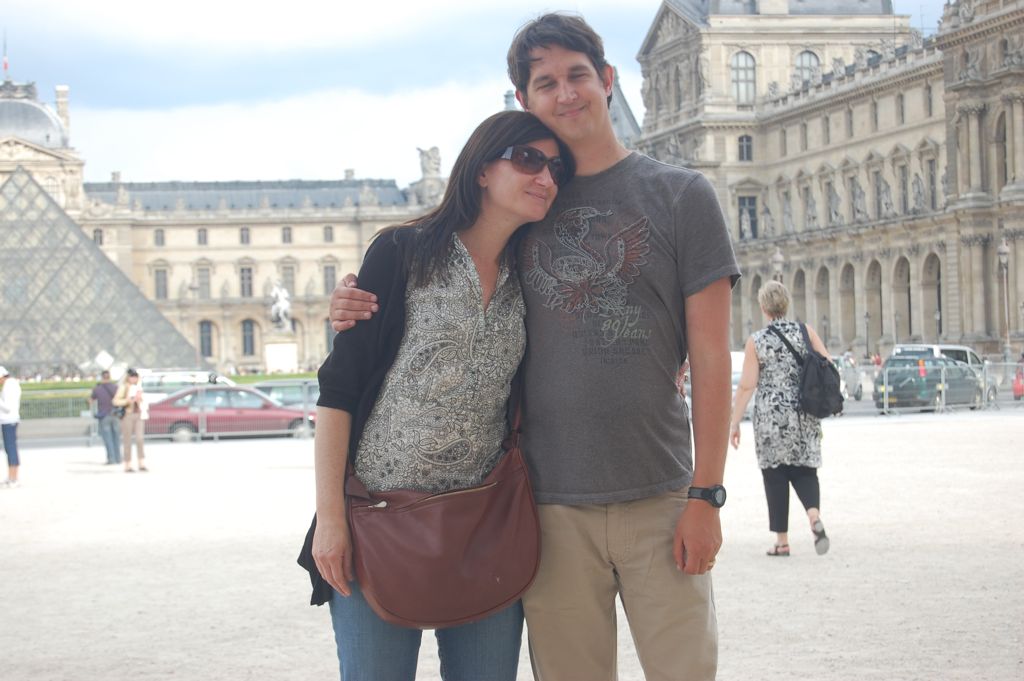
[145,386,315,441]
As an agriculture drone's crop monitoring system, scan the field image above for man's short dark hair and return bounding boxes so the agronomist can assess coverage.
[507,12,612,107]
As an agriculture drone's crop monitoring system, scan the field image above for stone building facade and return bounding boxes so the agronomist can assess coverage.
[636,0,1024,359]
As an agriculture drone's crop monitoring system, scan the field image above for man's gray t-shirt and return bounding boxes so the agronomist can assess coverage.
[518,152,740,505]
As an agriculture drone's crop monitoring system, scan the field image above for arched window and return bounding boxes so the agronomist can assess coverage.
[242,320,256,356]
[323,225,334,243]
[282,226,292,244]
[731,51,757,105]
[154,228,165,247]
[199,320,214,358]
[240,226,250,245]
[92,229,104,245]
[738,135,753,162]
[197,228,208,246]
[794,50,819,82]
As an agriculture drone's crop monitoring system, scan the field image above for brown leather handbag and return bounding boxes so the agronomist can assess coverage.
[344,420,540,629]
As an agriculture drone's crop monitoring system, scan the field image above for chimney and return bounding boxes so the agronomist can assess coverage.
[55,85,70,132]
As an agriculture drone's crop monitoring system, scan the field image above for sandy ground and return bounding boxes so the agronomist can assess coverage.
[1,411,1022,681]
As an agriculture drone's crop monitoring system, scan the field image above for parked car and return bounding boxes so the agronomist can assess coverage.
[873,355,983,412]
[891,344,997,401]
[833,355,862,401]
[145,385,315,441]
[251,379,319,409]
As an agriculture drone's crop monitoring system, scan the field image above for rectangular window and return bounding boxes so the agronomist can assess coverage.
[154,229,165,247]
[323,265,337,295]
[738,135,753,161]
[199,321,213,358]
[242,320,255,356]
[780,129,787,157]
[846,109,854,138]
[197,267,211,300]
[324,225,334,243]
[896,95,905,125]
[927,159,938,210]
[240,267,253,298]
[154,269,168,300]
[282,265,296,295]
[822,115,831,145]
[800,123,808,152]
[871,102,879,132]
[737,196,758,239]
[925,85,933,118]
[825,181,834,224]
[197,228,208,246]
[240,227,250,245]
[898,165,909,214]
[282,226,292,244]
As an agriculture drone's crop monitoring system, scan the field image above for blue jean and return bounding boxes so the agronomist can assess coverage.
[329,583,523,681]
[2,423,19,467]
[98,414,122,464]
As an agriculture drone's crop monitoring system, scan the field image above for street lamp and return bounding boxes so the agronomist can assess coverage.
[864,310,871,358]
[771,247,784,282]
[997,237,1011,363]
[934,308,942,343]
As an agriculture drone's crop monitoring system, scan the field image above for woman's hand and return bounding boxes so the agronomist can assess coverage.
[312,517,354,597]
[729,422,741,449]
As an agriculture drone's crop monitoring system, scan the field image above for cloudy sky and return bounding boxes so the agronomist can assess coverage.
[3,0,941,188]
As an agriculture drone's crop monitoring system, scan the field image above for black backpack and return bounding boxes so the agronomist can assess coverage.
[767,323,844,418]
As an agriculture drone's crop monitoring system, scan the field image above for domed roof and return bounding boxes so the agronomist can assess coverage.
[0,97,69,149]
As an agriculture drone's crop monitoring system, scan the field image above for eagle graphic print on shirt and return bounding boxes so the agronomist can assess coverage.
[522,206,651,320]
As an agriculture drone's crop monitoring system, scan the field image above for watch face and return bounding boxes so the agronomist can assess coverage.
[712,487,727,506]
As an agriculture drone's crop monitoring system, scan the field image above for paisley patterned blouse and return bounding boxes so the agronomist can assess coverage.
[752,319,822,470]
[355,235,526,493]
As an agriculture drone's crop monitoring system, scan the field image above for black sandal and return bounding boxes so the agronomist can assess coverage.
[812,519,830,555]
[766,544,790,557]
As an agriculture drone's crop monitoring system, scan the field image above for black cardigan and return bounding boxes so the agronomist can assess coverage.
[296,227,413,606]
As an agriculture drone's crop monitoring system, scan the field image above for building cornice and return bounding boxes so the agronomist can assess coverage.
[935,5,1024,51]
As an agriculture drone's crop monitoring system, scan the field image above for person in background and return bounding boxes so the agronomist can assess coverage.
[113,368,148,472]
[90,370,122,466]
[729,281,830,557]
[0,366,22,488]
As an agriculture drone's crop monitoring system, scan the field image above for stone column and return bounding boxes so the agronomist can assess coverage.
[1008,95,1024,185]
[964,104,986,194]
[971,238,989,338]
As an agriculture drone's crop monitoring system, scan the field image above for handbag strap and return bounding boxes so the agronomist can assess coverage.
[767,324,805,366]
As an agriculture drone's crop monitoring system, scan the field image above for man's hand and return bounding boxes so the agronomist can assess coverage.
[673,499,722,575]
[329,273,378,332]
[312,516,355,596]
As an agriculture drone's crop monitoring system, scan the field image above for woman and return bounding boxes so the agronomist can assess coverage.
[113,368,148,472]
[729,281,830,557]
[298,110,573,680]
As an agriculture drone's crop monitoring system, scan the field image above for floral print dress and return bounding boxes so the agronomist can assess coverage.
[752,319,822,470]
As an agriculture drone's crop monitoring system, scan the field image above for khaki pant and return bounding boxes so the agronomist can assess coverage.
[523,491,717,681]
[121,411,146,467]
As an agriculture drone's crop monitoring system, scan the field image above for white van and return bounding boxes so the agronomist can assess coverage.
[138,370,236,403]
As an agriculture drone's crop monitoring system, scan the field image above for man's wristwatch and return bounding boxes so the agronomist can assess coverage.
[687,484,727,508]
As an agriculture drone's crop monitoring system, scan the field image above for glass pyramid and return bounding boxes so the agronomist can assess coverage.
[0,167,200,376]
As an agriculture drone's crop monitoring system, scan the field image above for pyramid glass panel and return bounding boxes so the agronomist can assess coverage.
[0,167,200,375]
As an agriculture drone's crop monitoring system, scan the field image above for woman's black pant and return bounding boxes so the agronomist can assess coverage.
[761,464,821,533]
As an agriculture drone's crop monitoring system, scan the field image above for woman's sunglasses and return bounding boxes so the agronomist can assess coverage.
[498,145,567,186]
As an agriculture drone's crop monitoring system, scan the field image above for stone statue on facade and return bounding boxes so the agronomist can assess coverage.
[739,209,751,240]
[698,51,710,94]
[832,57,846,79]
[912,173,926,213]
[1004,35,1024,67]
[909,29,924,50]
[828,183,844,226]
[269,281,292,332]
[790,72,804,92]
[854,47,867,70]
[959,0,976,23]
[782,192,795,233]
[810,64,822,84]
[690,136,704,162]
[767,81,780,99]
[851,178,869,223]
[959,47,981,81]
[805,191,819,230]
[761,203,775,237]
[418,146,442,178]
[879,178,897,218]
[941,166,951,206]
[664,135,682,165]
[881,39,896,62]
[641,73,654,112]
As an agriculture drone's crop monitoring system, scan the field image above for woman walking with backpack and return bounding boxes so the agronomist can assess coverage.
[729,281,831,557]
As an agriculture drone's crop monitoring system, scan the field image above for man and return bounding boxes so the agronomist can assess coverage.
[329,13,738,680]
[90,370,122,466]
[0,366,22,488]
